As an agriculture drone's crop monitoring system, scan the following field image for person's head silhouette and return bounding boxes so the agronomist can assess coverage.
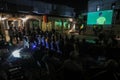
[99,12,102,16]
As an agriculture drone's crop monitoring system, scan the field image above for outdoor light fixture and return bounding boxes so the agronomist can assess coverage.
[69,18,73,22]
[21,17,28,22]
[1,17,7,20]
[22,18,27,22]
[0,15,7,21]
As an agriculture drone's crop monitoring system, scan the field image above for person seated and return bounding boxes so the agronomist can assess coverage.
[57,49,84,80]
[91,59,119,80]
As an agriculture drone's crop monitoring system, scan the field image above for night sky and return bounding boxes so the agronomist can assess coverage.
[31,0,88,10]
[1,0,88,16]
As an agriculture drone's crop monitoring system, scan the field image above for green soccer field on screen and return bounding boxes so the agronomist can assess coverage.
[87,10,113,25]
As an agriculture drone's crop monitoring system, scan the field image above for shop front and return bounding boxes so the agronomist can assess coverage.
[0,13,42,42]
[46,17,73,33]
[0,13,74,42]
[0,13,24,42]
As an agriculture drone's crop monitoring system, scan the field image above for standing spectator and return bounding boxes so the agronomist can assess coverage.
[0,27,4,40]
[36,27,41,35]
[22,27,26,36]
[18,27,23,42]
[14,27,19,44]
[79,24,84,35]
[8,26,14,44]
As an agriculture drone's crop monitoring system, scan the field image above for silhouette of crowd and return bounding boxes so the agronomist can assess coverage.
[0,26,120,80]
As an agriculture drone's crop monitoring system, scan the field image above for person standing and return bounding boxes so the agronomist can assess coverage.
[96,12,106,25]
[8,26,14,44]
[14,27,19,44]
[79,24,84,35]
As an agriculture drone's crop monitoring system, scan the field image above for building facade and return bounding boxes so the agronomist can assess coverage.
[0,0,75,41]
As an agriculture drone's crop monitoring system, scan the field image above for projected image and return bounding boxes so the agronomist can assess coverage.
[87,10,113,25]
[97,12,106,24]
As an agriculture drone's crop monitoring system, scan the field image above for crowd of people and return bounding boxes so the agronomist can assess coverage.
[0,25,120,80]
[21,28,120,80]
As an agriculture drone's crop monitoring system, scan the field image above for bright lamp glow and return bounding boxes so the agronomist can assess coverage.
[0,17,7,20]
[32,45,36,48]
[21,17,28,22]
[69,18,73,22]
[12,49,21,58]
